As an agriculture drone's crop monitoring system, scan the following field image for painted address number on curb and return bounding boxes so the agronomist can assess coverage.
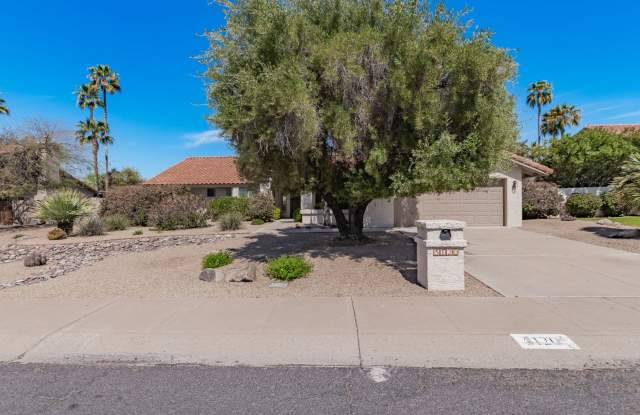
[510,334,580,350]
[433,248,459,257]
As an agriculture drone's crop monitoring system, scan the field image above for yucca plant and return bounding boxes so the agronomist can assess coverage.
[34,189,93,234]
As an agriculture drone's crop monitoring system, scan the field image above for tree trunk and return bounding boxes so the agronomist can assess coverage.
[322,193,370,241]
[103,90,110,192]
[537,104,541,145]
[92,139,99,193]
[89,106,100,192]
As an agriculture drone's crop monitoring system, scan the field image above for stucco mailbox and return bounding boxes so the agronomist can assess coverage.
[414,220,467,291]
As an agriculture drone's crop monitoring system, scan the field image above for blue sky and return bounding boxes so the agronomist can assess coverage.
[1,1,639,178]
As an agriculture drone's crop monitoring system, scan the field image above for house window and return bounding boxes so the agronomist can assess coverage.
[215,187,232,197]
[207,188,216,198]
[238,187,255,197]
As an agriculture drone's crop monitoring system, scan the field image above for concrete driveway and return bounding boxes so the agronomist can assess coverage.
[465,228,640,297]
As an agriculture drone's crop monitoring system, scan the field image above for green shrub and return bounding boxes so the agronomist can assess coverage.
[248,193,276,221]
[133,230,143,235]
[34,189,93,234]
[601,192,630,217]
[251,218,265,225]
[272,207,281,221]
[565,193,603,217]
[77,216,105,236]
[12,234,24,240]
[100,185,190,226]
[208,196,249,219]
[47,227,67,240]
[102,214,130,231]
[522,181,563,219]
[293,208,302,223]
[219,212,243,230]
[202,251,233,269]
[148,193,208,230]
[265,256,312,281]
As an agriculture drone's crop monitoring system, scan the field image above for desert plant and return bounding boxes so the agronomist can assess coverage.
[133,230,143,235]
[248,193,276,222]
[100,185,190,226]
[272,207,281,221]
[77,216,105,236]
[251,218,265,225]
[522,181,563,219]
[102,213,130,231]
[601,192,630,217]
[12,234,24,239]
[208,196,249,219]
[293,208,302,223]
[265,256,312,281]
[219,212,243,230]
[201,251,234,269]
[148,193,208,230]
[565,193,602,217]
[47,227,67,240]
[611,154,640,211]
[34,189,93,234]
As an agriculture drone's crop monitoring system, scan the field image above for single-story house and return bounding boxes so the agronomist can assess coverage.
[147,154,551,228]
[145,156,257,199]
[300,154,552,228]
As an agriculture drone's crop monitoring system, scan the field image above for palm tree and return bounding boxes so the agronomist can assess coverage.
[611,154,640,211]
[75,119,106,192]
[526,81,553,145]
[75,83,103,190]
[0,97,8,115]
[89,65,121,192]
[541,104,581,140]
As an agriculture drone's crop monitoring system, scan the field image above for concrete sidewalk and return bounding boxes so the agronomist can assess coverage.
[3,296,640,369]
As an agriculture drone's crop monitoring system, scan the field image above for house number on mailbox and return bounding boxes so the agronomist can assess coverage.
[433,248,459,256]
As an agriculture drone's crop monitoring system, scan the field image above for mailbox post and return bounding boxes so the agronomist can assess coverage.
[414,220,467,291]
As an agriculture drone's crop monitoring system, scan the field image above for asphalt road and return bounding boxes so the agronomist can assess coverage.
[2,364,640,414]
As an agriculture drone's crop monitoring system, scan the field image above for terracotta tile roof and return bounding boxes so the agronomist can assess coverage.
[145,156,249,185]
[510,154,553,176]
[582,124,640,135]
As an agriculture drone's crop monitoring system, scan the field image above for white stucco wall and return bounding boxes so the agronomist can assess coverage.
[300,164,527,229]
[490,166,522,227]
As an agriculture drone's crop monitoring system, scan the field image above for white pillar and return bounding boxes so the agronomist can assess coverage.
[414,220,467,291]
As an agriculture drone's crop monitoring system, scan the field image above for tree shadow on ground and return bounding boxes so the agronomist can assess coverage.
[228,229,420,285]
[579,226,640,240]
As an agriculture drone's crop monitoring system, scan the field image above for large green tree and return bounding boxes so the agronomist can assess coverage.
[540,128,639,187]
[526,80,552,145]
[205,0,517,239]
[89,64,121,192]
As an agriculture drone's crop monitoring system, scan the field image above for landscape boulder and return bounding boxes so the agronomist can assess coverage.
[24,253,47,267]
[199,262,257,283]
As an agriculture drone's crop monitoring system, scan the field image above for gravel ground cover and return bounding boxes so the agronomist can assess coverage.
[523,219,640,254]
[0,230,498,299]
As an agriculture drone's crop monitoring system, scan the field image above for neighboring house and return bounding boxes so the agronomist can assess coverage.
[145,156,256,199]
[301,154,552,228]
[581,124,640,135]
[0,143,97,225]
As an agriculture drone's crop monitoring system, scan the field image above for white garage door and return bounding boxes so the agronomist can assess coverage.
[395,184,505,227]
